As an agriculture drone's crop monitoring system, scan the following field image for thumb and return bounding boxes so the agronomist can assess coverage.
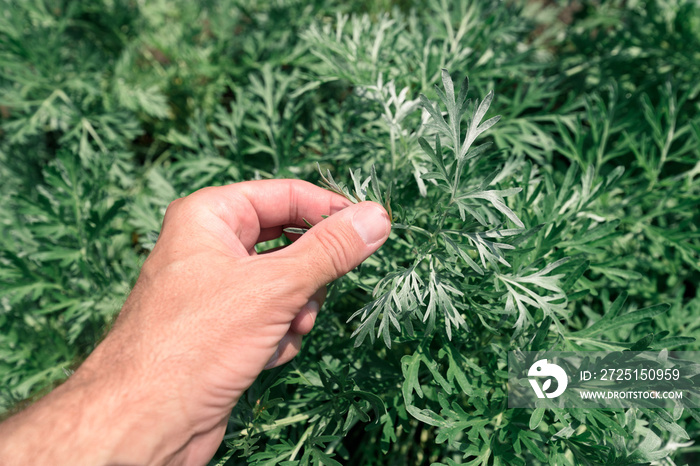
[281,201,391,291]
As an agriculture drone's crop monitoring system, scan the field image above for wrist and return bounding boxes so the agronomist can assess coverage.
[73,337,196,464]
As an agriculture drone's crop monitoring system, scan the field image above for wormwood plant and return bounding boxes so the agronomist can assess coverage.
[223,72,629,465]
[321,70,533,345]
[224,61,697,463]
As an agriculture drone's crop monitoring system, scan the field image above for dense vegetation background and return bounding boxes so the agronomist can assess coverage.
[1,0,699,464]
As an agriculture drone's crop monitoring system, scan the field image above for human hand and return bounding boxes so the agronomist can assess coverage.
[0,179,391,465]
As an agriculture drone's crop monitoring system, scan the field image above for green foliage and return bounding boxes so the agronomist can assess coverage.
[2,0,700,464]
[0,149,138,407]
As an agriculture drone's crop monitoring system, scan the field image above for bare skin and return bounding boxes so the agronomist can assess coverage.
[0,179,391,465]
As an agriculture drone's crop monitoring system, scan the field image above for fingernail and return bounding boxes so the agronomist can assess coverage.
[264,347,280,370]
[352,203,390,246]
[305,299,320,314]
[301,300,320,328]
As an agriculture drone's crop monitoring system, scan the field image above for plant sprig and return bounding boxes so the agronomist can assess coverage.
[317,163,393,221]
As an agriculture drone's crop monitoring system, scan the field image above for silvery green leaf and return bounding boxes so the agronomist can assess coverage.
[283,227,308,235]
[350,168,370,201]
[457,188,524,228]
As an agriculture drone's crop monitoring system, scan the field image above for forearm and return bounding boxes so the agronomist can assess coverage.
[0,341,190,465]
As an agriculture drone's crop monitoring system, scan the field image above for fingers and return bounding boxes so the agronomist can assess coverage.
[157,180,352,256]
[235,179,352,227]
[289,287,326,335]
[272,201,391,292]
[202,180,352,251]
[264,286,326,369]
[264,332,302,369]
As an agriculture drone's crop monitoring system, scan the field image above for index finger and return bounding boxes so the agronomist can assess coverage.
[194,179,352,251]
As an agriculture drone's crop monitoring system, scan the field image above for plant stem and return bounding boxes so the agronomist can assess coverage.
[224,413,311,439]
[289,424,313,461]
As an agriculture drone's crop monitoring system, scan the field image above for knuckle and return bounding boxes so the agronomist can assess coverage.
[164,197,184,217]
